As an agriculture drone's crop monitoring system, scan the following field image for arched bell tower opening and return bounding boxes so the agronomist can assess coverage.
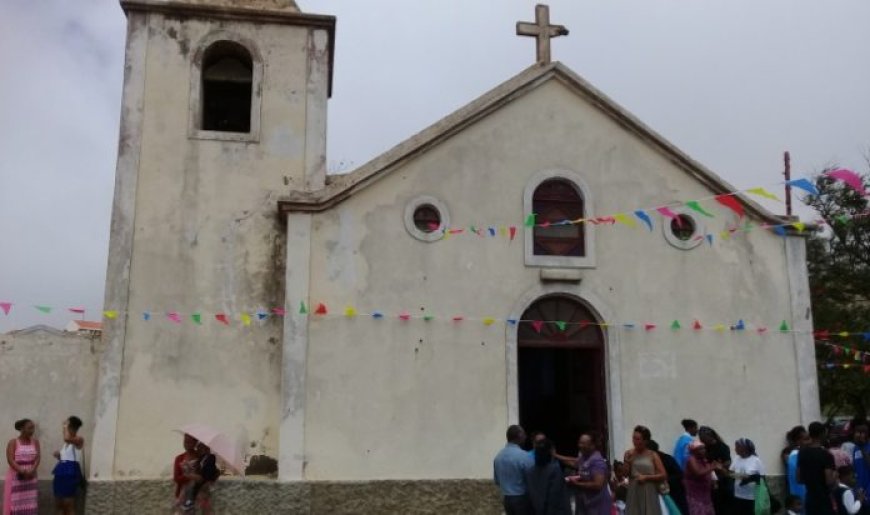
[517,294,607,456]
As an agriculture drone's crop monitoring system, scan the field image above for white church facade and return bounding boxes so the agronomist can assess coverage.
[89,0,819,512]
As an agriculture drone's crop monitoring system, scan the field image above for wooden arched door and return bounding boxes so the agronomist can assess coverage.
[517,295,607,457]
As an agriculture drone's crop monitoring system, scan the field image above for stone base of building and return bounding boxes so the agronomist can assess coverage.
[83,478,502,514]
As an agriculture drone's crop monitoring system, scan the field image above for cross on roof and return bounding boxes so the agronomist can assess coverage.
[516,4,569,64]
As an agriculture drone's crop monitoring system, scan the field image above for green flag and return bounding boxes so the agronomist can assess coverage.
[779,320,790,332]
[192,313,202,325]
[299,301,308,314]
[685,201,714,218]
[34,305,52,314]
[524,213,536,227]
[670,320,681,330]
[555,321,567,331]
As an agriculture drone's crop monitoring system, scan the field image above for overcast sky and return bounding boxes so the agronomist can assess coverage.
[1,0,868,332]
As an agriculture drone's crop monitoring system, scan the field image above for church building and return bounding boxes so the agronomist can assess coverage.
[90,0,819,512]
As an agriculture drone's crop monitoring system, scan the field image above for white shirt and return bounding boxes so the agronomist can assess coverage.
[59,443,81,463]
[839,483,862,515]
[730,455,764,500]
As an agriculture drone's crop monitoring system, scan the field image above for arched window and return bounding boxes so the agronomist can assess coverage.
[532,179,585,256]
[201,41,253,133]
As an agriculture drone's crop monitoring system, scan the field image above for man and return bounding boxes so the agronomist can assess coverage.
[786,425,809,503]
[851,421,870,498]
[797,421,837,515]
[494,425,534,515]
[527,431,547,458]
[650,439,689,515]
[672,418,698,470]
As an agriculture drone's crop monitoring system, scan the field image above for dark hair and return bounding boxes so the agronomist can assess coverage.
[699,426,724,444]
[506,425,524,443]
[853,420,869,432]
[736,437,757,456]
[582,431,604,451]
[808,421,826,439]
[681,419,698,430]
[14,419,31,431]
[534,438,554,467]
[786,425,807,444]
[67,416,83,431]
[785,495,802,508]
[839,464,855,477]
[647,439,660,452]
[633,425,652,442]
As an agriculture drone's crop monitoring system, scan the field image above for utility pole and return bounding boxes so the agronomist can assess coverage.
[783,151,792,217]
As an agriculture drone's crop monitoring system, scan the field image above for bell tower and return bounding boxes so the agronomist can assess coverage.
[91,0,335,491]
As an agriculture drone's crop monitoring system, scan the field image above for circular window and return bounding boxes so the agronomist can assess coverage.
[413,204,441,233]
[404,196,450,242]
[670,215,696,241]
[662,211,703,250]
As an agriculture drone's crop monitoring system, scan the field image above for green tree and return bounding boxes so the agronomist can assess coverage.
[804,167,870,419]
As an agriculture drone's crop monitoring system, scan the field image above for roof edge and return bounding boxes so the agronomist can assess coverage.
[279,61,795,230]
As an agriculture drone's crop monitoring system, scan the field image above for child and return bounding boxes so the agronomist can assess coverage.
[784,494,802,515]
[180,443,219,512]
[836,465,865,515]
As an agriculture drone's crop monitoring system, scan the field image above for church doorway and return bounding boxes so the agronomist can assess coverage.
[517,295,607,458]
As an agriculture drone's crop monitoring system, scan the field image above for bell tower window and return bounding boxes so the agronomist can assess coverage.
[201,41,253,133]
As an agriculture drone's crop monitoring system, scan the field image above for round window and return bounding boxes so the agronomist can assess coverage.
[404,196,450,242]
[662,210,704,250]
[670,215,696,241]
[413,204,441,233]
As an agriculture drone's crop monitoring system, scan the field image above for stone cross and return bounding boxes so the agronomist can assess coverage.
[516,4,569,64]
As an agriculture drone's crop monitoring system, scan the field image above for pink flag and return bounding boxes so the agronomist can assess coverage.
[68,307,86,314]
[655,207,681,225]
[399,311,411,321]
[0,302,11,315]
[167,312,182,323]
[644,323,657,331]
[826,169,868,196]
[531,320,544,333]
[271,307,286,316]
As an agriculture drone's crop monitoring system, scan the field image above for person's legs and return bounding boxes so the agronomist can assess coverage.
[61,497,76,515]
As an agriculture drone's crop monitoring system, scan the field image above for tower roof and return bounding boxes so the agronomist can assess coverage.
[170,0,299,12]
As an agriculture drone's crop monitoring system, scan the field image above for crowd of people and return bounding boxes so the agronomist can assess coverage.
[493,418,870,515]
[4,416,84,515]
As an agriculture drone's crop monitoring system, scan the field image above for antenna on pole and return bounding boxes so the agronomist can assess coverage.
[783,151,792,217]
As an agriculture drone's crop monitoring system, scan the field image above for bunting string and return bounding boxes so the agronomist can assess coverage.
[4,299,870,339]
[427,169,867,245]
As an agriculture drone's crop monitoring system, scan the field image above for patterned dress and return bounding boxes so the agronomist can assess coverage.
[3,439,38,515]
[684,455,715,515]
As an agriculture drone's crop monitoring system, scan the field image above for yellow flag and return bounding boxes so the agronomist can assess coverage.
[241,313,252,326]
[103,310,118,319]
[840,331,850,337]
[613,213,637,228]
[713,324,727,332]
[344,306,357,318]
[746,187,781,201]
[792,222,806,232]
[483,317,496,326]
[499,227,507,237]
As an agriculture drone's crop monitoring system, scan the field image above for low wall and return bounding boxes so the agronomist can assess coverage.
[0,328,99,478]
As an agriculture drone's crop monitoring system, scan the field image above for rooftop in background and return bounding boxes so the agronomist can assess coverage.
[66,320,103,334]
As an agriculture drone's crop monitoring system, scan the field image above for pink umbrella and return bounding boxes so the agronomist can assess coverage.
[175,424,244,476]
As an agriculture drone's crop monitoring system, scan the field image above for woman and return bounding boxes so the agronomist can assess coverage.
[524,438,572,515]
[568,432,612,515]
[698,426,731,515]
[684,440,716,515]
[52,416,85,515]
[173,434,198,504]
[727,438,764,515]
[4,418,40,515]
[624,425,666,515]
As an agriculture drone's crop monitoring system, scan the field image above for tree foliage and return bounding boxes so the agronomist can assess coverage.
[805,167,870,419]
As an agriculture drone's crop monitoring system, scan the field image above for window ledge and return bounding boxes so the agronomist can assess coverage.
[189,129,259,143]
[525,254,596,269]
[539,268,583,282]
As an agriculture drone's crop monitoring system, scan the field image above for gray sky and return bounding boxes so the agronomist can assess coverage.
[1,0,868,332]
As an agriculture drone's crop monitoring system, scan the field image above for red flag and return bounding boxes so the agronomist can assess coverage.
[693,320,702,330]
[715,195,745,218]
[68,307,86,314]
[314,303,328,315]
[215,313,230,325]
[531,320,544,333]
[644,323,657,331]
[452,316,464,322]
[509,226,517,241]
[399,311,411,321]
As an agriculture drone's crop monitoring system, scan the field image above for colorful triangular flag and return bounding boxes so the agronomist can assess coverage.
[103,310,119,320]
[215,313,229,325]
[191,313,202,325]
[0,302,11,315]
[685,201,715,218]
[314,303,328,315]
[35,305,52,314]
